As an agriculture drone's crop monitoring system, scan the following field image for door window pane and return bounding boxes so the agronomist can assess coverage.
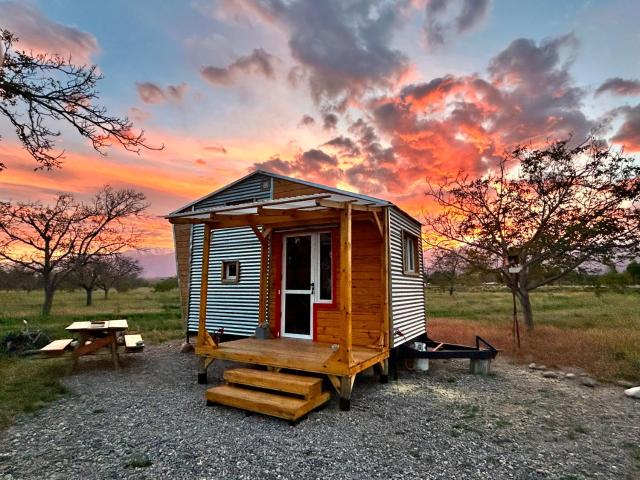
[285,236,311,290]
[319,232,332,300]
[284,294,311,335]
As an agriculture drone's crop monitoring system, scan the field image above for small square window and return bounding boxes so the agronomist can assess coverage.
[260,178,271,192]
[402,231,419,275]
[221,261,240,284]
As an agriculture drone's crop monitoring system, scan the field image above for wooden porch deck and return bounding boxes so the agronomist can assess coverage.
[197,337,388,377]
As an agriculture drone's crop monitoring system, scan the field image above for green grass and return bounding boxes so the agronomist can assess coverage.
[0,287,183,430]
[427,288,640,382]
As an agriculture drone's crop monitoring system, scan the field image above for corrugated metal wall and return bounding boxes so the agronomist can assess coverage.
[389,207,426,346]
[186,173,271,335]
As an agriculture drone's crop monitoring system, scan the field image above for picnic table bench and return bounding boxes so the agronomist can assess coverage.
[40,319,144,369]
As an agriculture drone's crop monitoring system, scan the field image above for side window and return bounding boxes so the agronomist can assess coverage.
[221,260,240,284]
[402,231,419,275]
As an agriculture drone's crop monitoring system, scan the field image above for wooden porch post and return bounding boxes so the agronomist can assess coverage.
[339,203,353,366]
[197,224,212,346]
[381,208,390,350]
[251,226,271,335]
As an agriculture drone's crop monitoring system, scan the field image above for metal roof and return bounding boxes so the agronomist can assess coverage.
[167,170,392,217]
[165,192,385,220]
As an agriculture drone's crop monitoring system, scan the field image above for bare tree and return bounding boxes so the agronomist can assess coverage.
[71,255,103,306]
[429,249,463,295]
[95,254,142,299]
[0,29,161,171]
[424,138,640,330]
[0,186,149,315]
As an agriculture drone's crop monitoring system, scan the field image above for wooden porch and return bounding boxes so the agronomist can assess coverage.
[167,192,391,419]
[196,336,388,377]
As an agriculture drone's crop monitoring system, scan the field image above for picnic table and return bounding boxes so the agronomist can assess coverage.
[40,320,144,369]
[66,320,130,369]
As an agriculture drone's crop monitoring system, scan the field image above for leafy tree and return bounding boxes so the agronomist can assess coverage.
[626,260,640,284]
[0,29,160,170]
[154,277,178,293]
[424,138,640,330]
[0,186,149,315]
[0,264,40,292]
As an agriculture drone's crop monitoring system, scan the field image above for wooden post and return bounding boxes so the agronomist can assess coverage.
[381,208,390,350]
[197,225,212,347]
[339,375,355,411]
[339,203,353,366]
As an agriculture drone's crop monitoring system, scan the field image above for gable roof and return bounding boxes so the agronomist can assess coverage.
[168,169,392,216]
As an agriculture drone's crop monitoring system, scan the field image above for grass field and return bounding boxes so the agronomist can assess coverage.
[427,288,640,382]
[0,287,183,429]
[1,286,638,430]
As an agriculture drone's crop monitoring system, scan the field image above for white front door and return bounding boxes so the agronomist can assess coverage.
[281,232,333,339]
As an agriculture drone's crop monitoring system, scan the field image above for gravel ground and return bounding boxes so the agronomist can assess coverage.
[0,343,638,480]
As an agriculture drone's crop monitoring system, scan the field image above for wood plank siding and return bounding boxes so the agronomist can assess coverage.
[272,178,326,198]
[173,224,192,321]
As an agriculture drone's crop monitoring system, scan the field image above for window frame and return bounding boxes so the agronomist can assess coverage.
[221,260,240,284]
[402,230,420,276]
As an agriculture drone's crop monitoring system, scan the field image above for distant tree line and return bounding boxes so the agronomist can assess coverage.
[0,254,147,305]
[426,255,640,295]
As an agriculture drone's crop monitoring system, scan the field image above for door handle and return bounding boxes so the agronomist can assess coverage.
[310,282,315,294]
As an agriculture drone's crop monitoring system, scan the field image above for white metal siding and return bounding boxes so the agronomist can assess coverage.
[389,207,426,346]
[186,173,271,335]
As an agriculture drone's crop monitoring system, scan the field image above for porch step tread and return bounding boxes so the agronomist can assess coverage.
[206,384,330,421]
[224,368,322,398]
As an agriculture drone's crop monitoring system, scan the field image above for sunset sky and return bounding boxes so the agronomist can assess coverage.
[1,0,639,252]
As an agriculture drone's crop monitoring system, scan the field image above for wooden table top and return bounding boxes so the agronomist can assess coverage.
[66,319,129,332]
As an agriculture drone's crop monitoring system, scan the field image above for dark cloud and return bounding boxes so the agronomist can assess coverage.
[322,112,338,130]
[610,104,640,151]
[0,1,98,64]
[424,0,490,47]
[595,78,640,97]
[253,148,340,184]
[203,145,228,154]
[298,114,316,127]
[201,48,278,85]
[240,0,410,105]
[136,82,188,104]
[322,136,360,157]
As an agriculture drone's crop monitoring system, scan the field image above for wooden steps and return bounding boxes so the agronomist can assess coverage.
[224,368,322,399]
[206,368,330,423]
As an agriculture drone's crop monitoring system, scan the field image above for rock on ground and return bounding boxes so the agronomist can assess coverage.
[0,343,639,480]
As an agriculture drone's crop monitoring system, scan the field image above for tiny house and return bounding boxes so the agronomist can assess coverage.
[166,171,425,422]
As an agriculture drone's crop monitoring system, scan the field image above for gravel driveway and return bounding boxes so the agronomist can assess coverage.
[0,343,638,480]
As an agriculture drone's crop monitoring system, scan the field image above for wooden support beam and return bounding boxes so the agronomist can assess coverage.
[371,211,383,237]
[316,198,381,212]
[197,225,212,348]
[168,217,216,225]
[339,375,356,411]
[339,203,354,366]
[252,226,270,328]
[381,209,390,350]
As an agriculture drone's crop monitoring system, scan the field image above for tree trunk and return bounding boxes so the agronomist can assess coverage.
[42,281,55,316]
[516,288,534,330]
[103,287,109,299]
[84,287,93,306]
[448,282,454,295]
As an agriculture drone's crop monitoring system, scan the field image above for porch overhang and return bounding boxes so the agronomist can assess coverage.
[164,193,383,229]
